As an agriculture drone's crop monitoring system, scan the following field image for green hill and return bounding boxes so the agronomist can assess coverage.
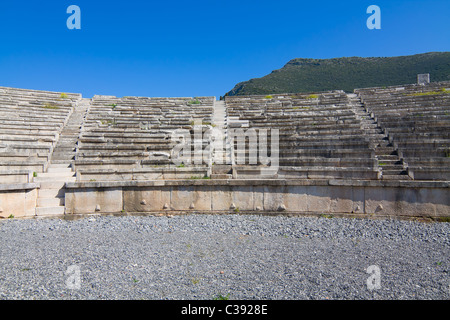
[225,52,450,96]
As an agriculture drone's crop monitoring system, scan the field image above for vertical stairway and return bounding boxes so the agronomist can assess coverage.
[348,94,410,180]
[211,99,232,178]
[212,100,232,164]
[51,98,90,162]
[34,98,91,216]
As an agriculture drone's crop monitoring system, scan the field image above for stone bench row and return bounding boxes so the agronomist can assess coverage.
[0,135,56,146]
[361,92,449,101]
[76,167,210,182]
[407,167,450,181]
[71,157,379,171]
[0,108,72,118]
[232,166,381,180]
[88,106,213,112]
[364,104,449,115]
[0,86,81,98]
[0,152,50,162]
[377,119,449,129]
[85,117,213,124]
[0,170,34,184]
[75,165,382,182]
[387,132,450,142]
[0,161,47,173]
[230,139,371,150]
[226,103,352,112]
[278,157,377,167]
[233,148,375,159]
[397,148,448,159]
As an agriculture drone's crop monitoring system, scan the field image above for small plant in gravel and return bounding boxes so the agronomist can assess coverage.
[214,293,230,300]
[8,214,14,219]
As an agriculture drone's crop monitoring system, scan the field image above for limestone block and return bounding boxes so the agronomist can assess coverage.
[65,187,122,214]
[329,186,359,213]
[263,186,285,211]
[123,187,170,212]
[231,186,254,211]
[307,186,332,212]
[24,188,37,217]
[282,186,308,212]
[0,191,25,218]
[211,186,232,211]
[171,186,212,211]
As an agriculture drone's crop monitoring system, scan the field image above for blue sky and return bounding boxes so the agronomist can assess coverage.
[0,0,449,98]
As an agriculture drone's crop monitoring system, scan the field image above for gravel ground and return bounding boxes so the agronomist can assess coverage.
[0,214,448,300]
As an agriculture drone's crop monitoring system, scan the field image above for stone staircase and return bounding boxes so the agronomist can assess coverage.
[348,94,410,180]
[34,163,76,216]
[211,99,232,178]
[51,98,90,162]
[33,98,91,216]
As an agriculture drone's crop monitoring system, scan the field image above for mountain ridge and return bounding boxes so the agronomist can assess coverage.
[225,52,450,96]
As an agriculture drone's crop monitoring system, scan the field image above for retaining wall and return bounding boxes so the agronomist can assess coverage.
[64,179,449,219]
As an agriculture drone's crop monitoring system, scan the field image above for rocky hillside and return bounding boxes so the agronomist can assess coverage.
[225,52,450,96]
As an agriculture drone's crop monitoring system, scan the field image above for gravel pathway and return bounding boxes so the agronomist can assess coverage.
[0,214,448,300]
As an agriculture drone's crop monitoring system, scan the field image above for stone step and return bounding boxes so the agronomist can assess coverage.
[35,206,65,216]
[47,167,73,173]
[54,144,77,149]
[34,176,76,183]
[51,154,75,160]
[211,173,232,179]
[382,174,411,180]
[375,148,397,155]
[37,197,64,207]
[376,155,400,161]
[53,148,77,154]
[51,159,75,165]
[48,162,71,168]
[382,169,408,175]
[37,171,75,178]
[378,164,403,171]
[38,187,65,198]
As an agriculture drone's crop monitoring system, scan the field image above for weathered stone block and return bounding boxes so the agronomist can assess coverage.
[231,186,254,211]
[65,187,122,214]
[123,187,170,212]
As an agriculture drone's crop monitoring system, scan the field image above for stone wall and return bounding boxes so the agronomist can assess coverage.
[0,183,39,218]
[64,180,449,219]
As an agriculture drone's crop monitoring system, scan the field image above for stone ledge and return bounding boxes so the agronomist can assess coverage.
[65,179,450,189]
[0,183,40,191]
